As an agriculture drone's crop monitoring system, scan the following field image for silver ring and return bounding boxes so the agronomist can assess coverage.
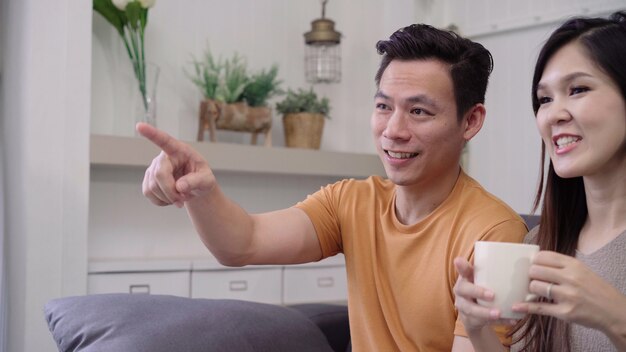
[546,283,554,300]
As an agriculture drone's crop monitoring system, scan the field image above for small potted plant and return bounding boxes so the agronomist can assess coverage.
[239,65,283,145]
[187,47,281,146]
[275,88,330,149]
[241,64,283,108]
[187,46,223,141]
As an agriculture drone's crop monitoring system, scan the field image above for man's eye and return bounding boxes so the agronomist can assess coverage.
[538,96,552,105]
[410,108,424,115]
[570,86,589,95]
[376,103,390,110]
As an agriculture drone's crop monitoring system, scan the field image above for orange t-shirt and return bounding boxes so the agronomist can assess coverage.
[296,171,527,351]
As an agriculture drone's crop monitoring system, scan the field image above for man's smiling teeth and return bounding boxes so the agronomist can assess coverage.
[387,151,418,159]
[555,136,580,148]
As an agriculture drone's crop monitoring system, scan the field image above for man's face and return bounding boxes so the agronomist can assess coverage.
[371,59,467,187]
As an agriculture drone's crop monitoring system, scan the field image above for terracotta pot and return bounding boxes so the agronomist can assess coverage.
[282,112,325,149]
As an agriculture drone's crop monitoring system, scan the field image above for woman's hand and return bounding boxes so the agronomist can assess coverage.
[513,251,626,345]
[454,257,510,332]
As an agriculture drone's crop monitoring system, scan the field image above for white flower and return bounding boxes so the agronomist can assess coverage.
[138,0,156,8]
[112,0,130,11]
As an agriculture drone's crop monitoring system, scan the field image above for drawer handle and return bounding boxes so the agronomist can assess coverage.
[129,284,150,294]
[317,277,334,288]
[229,280,248,292]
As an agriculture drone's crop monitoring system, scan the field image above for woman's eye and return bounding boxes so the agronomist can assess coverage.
[538,96,552,105]
[570,86,590,95]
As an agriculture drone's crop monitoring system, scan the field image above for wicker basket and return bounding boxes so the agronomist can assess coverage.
[282,112,325,149]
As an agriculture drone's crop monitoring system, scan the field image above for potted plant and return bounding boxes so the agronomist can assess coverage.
[187,47,223,141]
[239,65,283,145]
[187,48,281,146]
[275,88,330,149]
[241,65,283,107]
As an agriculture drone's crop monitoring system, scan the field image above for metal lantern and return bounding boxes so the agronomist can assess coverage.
[304,0,341,84]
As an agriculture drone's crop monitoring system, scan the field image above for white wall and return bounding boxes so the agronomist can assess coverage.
[91,0,417,153]
[1,0,91,351]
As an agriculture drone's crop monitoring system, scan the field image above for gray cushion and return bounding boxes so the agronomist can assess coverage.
[44,293,334,352]
[520,214,540,229]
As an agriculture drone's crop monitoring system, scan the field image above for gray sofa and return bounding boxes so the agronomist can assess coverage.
[45,214,539,352]
[45,293,343,352]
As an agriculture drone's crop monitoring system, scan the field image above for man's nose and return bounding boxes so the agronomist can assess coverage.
[382,111,410,140]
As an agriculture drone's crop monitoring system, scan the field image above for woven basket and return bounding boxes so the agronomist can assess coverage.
[282,112,325,149]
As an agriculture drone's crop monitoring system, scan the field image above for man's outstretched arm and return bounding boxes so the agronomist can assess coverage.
[137,122,323,266]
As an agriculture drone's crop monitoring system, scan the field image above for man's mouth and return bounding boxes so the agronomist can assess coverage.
[385,150,418,159]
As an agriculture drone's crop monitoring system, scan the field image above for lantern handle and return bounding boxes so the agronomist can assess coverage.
[321,0,328,19]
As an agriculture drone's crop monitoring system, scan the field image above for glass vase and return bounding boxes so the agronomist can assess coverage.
[132,63,160,134]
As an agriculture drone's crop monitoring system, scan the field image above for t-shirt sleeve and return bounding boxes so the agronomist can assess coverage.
[453,219,528,342]
[294,182,345,258]
[478,218,529,244]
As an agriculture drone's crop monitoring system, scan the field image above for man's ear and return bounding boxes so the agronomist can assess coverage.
[462,104,486,141]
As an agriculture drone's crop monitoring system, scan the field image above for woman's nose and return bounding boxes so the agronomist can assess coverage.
[543,99,573,125]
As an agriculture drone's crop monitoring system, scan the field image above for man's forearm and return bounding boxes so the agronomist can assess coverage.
[185,185,256,266]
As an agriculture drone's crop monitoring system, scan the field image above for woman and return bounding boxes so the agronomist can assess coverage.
[452,11,626,352]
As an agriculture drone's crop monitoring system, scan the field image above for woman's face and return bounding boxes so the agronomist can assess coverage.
[535,41,626,179]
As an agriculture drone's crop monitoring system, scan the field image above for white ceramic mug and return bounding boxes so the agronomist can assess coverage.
[473,241,539,319]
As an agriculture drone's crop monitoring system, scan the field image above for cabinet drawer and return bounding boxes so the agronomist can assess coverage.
[191,268,282,304]
[283,266,347,304]
[88,271,190,297]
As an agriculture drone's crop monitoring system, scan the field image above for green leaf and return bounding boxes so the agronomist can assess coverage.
[140,8,148,29]
[93,0,126,36]
[125,1,142,30]
[275,87,330,117]
[217,52,249,103]
[184,48,223,100]
[242,64,283,107]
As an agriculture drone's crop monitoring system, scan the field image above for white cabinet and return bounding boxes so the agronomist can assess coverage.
[190,258,284,304]
[88,272,191,297]
[283,266,347,304]
[87,255,348,305]
[191,268,282,304]
[87,259,192,297]
[282,255,348,304]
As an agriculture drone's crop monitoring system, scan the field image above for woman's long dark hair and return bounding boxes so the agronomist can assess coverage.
[511,11,626,351]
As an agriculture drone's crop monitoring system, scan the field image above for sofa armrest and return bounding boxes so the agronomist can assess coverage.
[289,303,350,352]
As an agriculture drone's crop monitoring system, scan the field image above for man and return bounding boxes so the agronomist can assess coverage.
[139,24,527,351]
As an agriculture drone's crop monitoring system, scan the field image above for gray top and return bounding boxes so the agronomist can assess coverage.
[513,227,626,352]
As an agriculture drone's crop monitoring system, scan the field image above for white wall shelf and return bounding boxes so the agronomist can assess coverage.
[91,134,386,178]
